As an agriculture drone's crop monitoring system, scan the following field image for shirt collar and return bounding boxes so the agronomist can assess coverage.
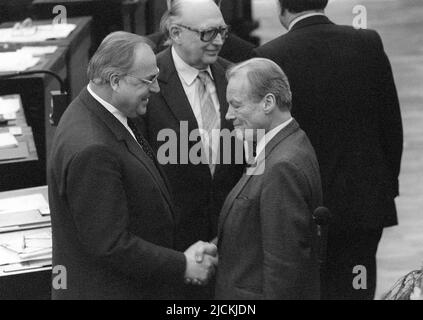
[87,83,128,126]
[255,117,293,160]
[289,12,326,31]
[172,46,213,86]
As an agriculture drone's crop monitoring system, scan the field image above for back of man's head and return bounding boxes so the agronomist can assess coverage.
[278,0,328,13]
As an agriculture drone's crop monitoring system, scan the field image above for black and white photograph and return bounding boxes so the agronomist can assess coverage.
[0,0,421,306]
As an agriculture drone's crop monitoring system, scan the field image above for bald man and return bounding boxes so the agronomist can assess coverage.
[141,0,244,299]
[146,0,255,63]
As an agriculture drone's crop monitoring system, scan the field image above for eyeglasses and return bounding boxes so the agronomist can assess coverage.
[176,24,230,42]
[125,70,160,87]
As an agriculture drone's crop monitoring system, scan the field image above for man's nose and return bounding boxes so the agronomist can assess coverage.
[149,79,160,93]
[225,106,235,121]
[212,33,224,46]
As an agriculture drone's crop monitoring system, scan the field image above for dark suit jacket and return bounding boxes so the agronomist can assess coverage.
[253,16,403,230]
[142,47,243,251]
[146,31,255,63]
[215,120,322,300]
[48,88,186,300]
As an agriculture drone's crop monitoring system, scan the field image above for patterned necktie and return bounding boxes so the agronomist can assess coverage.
[127,118,156,163]
[197,71,219,175]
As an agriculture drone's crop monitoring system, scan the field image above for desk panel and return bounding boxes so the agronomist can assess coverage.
[0,48,67,190]
[0,186,51,300]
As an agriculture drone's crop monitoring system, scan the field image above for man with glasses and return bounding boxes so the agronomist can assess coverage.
[48,31,218,299]
[142,0,244,299]
[146,0,256,63]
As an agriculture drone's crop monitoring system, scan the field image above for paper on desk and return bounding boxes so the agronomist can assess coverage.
[0,51,40,72]
[0,194,49,215]
[0,243,52,266]
[1,231,51,254]
[0,24,76,43]
[0,230,52,267]
[0,95,20,115]
[9,126,23,136]
[2,258,52,273]
[0,127,22,135]
[18,46,58,56]
[0,253,52,267]
[0,133,18,149]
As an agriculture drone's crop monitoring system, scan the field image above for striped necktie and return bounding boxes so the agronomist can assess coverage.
[197,71,219,175]
[127,118,156,163]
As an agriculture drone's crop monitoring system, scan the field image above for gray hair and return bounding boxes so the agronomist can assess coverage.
[160,0,185,46]
[227,58,292,111]
[87,31,149,85]
[160,0,222,46]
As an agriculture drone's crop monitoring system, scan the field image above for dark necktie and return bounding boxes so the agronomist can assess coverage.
[245,140,257,165]
[127,118,156,163]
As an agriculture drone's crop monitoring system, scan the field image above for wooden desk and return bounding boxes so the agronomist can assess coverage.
[0,47,67,190]
[32,0,147,51]
[0,186,51,300]
[0,17,92,99]
[0,95,40,191]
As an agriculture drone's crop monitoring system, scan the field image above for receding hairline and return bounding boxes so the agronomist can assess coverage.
[175,0,224,25]
[87,32,154,83]
[226,58,292,109]
[228,58,284,77]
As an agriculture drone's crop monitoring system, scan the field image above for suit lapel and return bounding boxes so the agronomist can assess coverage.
[217,172,253,239]
[217,119,301,238]
[123,137,174,210]
[211,61,229,130]
[157,48,199,133]
[80,88,175,215]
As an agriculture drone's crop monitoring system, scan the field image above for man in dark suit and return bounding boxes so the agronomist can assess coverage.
[215,58,322,300]
[146,0,255,63]
[142,0,244,299]
[253,0,403,299]
[48,31,217,300]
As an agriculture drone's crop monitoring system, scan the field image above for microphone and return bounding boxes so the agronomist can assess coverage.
[0,70,69,126]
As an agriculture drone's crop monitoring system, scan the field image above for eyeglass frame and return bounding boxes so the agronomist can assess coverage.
[175,24,230,42]
[124,69,160,87]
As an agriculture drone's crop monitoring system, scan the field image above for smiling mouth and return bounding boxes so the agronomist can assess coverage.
[206,49,220,54]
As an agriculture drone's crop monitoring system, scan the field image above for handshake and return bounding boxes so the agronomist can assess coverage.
[184,241,218,286]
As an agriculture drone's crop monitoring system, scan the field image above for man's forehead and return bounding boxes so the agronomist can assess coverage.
[179,1,224,27]
[131,45,157,74]
[228,77,250,98]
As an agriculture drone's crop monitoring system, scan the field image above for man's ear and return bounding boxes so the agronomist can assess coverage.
[263,93,277,114]
[169,26,181,43]
[109,74,121,91]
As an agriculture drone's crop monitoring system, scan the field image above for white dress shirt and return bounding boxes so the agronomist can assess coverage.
[172,46,221,164]
[255,117,293,161]
[289,12,326,30]
[87,83,137,141]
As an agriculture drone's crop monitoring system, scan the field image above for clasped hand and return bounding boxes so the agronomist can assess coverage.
[184,241,218,286]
